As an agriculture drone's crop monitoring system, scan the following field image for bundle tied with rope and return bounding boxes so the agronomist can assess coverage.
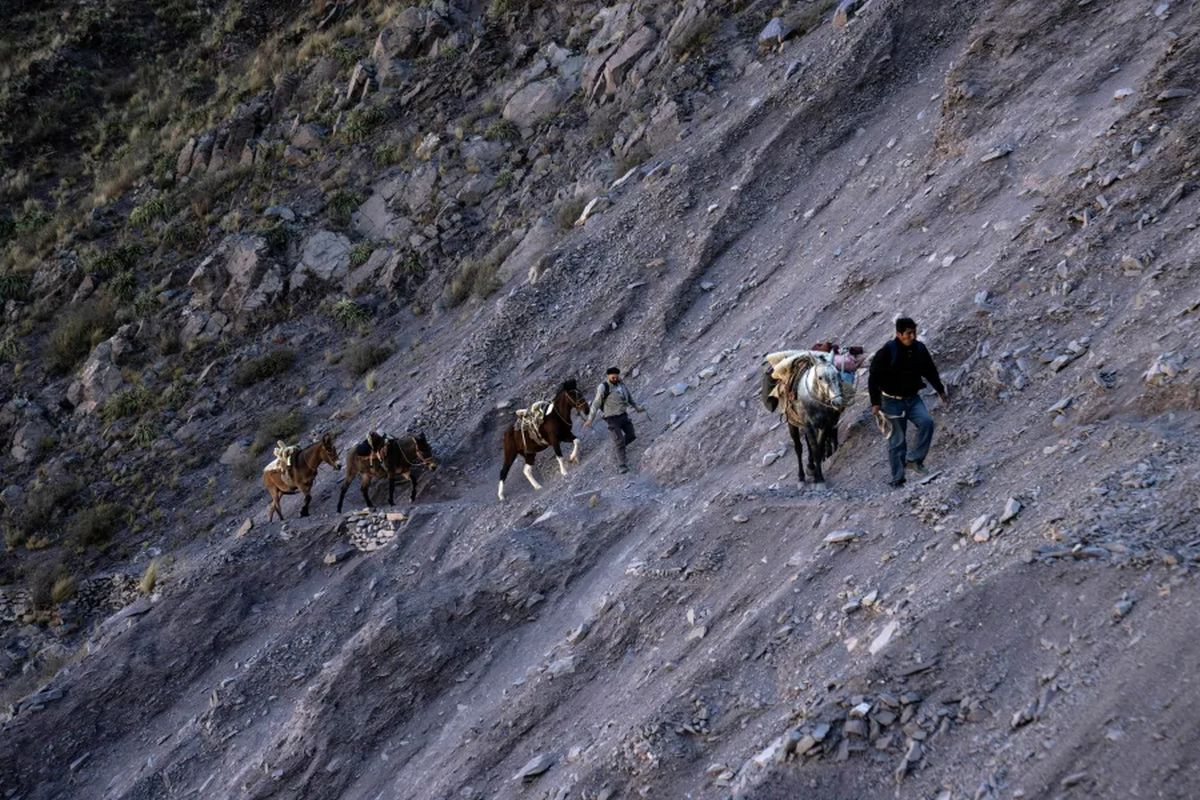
[513,400,552,449]
[761,346,874,430]
[267,440,302,480]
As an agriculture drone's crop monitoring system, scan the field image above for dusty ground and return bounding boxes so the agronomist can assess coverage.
[3,0,1200,798]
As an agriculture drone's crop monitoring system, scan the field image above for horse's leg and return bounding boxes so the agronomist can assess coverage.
[388,472,396,505]
[806,424,826,485]
[499,435,516,501]
[569,438,580,463]
[360,474,373,510]
[407,469,418,503]
[788,424,806,485]
[522,452,543,491]
[267,486,279,522]
[337,471,354,513]
[301,482,312,517]
[551,438,568,476]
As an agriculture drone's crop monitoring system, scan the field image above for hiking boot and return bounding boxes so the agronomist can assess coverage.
[889,478,907,488]
[906,460,929,476]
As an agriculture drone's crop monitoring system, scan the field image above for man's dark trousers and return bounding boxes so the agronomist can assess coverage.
[881,395,934,482]
[604,413,637,469]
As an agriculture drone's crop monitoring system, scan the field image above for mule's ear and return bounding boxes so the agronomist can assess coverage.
[322,432,333,444]
[564,378,577,390]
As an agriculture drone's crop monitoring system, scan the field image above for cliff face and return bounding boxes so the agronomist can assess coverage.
[2,1,1199,798]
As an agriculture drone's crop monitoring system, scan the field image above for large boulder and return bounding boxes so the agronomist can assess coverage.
[354,194,415,242]
[6,400,51,464]
[402,164,440,215]
[502,79,568,128]
[666,0,711,54]
[66,339,125,415]
[292,231,352,289]
[461,139,507,173]
[187,235,282,321]
[456,172,497,206]
[501,217,557,284]
[180,309,230,347]
[603,25,658,95]
[371,4,454,78]
[290,123,326,152]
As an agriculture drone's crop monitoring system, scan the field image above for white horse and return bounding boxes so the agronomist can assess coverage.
[761,350,850,485]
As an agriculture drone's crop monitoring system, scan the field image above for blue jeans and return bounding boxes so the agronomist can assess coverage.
[881,395,935,482]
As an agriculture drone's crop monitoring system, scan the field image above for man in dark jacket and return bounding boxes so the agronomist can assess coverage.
[868,317,949,487]
[584,367,644,473]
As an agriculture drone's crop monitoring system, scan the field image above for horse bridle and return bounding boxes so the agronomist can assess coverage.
[805,361,846,410]
[552,388,588,424]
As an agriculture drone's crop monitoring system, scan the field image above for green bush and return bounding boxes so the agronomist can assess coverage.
[250,408,305,455]
[67,503,124,549]
[264,222,290,252]
[88,243,142,279]
[161,219,205,252]
[555,197,586,230]
[326,189,362,227]
[342,341,391,376]
[0,271,32,303]
[129,196,171,228]
[29,563,70,610]
[373,142,406,166]
[100,384,155,423]
[446,251,504,306]
[340,106,387,144]
[330,297,371,328]
[10,480,81,542]
[0,330,21,363]
[233,348,296,388]
[108,270,138,301]
[45,300,117,374]
[484,118,520,141]
[13,199,49,234]
[349,242,375,269]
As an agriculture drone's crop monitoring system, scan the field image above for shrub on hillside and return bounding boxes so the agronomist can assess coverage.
[100,384,155,423]
[67,503,123,549]
[8,480,82,546]
[45,300,117,374]
[330,297,371,329]
[342,341,391,377]
[233,348,296,388]
[250,408,306,456]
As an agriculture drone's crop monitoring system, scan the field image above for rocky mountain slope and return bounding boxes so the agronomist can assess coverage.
[2,0,1199,798]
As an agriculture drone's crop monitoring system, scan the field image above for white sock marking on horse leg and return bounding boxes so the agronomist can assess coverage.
[497,480,505,502]
[523,464,543,490]
[557,456,568,476]
[569,440,580,463]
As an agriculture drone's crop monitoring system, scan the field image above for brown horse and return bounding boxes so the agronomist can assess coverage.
[263,433,341,522]
[336,431,438,511]
[498,380,589,501]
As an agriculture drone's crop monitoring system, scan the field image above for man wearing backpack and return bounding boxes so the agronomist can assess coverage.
[868,317,950,488]
[584,367,645,473]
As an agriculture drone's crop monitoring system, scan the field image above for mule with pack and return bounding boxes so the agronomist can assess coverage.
[498,379,590,501]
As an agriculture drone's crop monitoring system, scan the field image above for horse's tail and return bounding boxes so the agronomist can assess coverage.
[760,364,779,413]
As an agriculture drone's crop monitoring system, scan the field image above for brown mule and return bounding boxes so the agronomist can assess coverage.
[336,431,438,511]
[498,380,589,501]
[263,433,341,522]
